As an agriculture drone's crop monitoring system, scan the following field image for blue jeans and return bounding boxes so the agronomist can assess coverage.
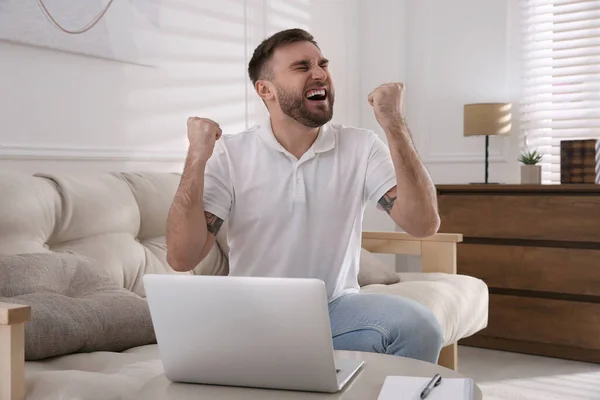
[328,292,444,363]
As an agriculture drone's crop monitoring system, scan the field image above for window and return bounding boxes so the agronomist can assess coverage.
[520,0,600,183]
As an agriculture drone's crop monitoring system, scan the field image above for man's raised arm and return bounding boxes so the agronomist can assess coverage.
[166,117,223,272]
[368,83,440,238]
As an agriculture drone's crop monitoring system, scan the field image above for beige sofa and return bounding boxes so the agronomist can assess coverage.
[0,171,488,400]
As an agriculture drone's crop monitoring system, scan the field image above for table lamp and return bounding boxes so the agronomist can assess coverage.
[464,103,512,184]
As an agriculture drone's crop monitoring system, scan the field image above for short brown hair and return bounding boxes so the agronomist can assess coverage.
[248,28,319,85]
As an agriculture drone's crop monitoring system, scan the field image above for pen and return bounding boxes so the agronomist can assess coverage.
[420,373,442,399]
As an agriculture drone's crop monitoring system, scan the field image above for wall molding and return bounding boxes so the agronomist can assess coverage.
[0,145,187,162]
[424,151,507,164]
[423,124,512,165]
[421,129,511,164]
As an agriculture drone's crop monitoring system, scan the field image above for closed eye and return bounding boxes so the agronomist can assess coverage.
[289,58,329,72]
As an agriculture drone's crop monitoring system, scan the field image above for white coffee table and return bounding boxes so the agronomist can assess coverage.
[135,350,482,400]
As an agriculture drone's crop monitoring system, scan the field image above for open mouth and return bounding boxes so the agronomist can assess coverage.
[305,88,328,101]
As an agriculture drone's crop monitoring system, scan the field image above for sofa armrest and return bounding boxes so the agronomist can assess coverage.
[361,231,463,274]
[0,302,31,400]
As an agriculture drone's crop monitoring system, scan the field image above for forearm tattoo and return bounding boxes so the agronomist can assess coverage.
[205,212,224,235]
[378,192,397,214]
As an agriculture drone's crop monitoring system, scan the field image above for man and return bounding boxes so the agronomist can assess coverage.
[166,28,443,363]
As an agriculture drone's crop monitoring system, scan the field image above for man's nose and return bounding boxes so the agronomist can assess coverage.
[311,66,327,81]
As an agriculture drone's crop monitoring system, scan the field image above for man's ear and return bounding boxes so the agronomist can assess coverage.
[256,80,275,102]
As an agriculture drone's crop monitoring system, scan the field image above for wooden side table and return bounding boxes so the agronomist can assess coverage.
[436,184,600,363]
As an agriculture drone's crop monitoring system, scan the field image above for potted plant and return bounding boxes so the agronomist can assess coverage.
[519,149,543,184]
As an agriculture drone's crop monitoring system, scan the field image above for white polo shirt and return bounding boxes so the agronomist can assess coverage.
[203,119,396,301]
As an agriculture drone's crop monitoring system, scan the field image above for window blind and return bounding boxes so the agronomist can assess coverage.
[520,0,600,183]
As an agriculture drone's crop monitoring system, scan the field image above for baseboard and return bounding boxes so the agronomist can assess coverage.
[460,335,600,364]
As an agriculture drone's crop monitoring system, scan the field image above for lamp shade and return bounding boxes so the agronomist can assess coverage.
[464,103,512,137]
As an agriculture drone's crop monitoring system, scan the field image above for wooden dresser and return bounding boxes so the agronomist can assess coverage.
[436,184,600,363]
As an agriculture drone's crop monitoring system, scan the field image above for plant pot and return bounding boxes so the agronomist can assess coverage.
[521,165,541,184]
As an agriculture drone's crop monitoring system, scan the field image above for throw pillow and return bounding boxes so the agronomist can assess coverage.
[0,253,156,361]
[358,248,401,286]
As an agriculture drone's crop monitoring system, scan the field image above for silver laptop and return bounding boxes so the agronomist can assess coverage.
[143,274,364,393]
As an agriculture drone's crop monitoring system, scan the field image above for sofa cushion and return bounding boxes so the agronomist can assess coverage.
[26,344,163,400]
[357,248,400,286]
[0,253,157,361]
[360,272,489,346]
[0,172,61,255]
[0,172,191,298]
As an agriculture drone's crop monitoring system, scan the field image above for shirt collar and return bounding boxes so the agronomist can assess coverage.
[257,117,336,155]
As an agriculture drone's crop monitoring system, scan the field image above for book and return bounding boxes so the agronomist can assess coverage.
[560,139,599,184]
[377,375,475,400]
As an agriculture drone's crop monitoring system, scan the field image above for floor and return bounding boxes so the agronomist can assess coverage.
[458,346,600,400]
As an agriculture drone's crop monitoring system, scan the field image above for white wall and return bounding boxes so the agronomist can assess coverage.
[0,0,362,173]
[356,0,408,268]
[406,0,522,185]
[358,0,406,232]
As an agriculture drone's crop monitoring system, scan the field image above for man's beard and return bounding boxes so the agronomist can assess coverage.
[274,83,334,128]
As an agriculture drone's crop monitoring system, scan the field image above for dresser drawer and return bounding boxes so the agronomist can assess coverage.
[439,194,600,242]
[482,295,600,350]
[457,243,600,296]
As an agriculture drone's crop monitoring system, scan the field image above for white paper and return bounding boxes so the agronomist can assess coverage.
[378,376,474,400]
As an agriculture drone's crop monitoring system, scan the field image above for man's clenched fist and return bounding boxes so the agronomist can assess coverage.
[187,117,222,161]
[368,83,405,128]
